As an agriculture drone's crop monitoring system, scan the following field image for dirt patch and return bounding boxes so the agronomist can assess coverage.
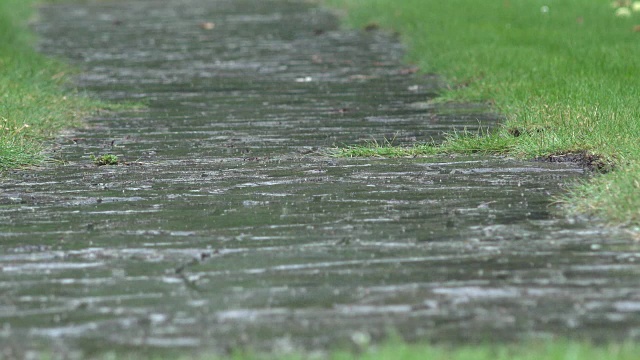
[534,151,615,173]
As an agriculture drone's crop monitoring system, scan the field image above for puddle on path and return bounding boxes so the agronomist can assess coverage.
[1,0,640,356]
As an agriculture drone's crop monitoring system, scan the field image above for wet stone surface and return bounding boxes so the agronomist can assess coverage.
[1,0,640,356]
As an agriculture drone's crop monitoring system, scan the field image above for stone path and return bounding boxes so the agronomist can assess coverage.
[1,0,639,357]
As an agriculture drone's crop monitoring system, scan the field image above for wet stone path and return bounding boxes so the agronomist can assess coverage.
[1,0,640,356]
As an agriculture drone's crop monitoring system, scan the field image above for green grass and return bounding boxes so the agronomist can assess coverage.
[0,0,99,171]
[326,0,640,225]
[90,153,119,166]
[332,128,513,157]
[95,340,640,359]
[330,341,639,360]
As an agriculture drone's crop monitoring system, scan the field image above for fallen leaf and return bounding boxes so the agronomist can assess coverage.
[200,22,215,30]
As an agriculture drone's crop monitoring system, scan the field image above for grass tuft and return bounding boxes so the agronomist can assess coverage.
[90,153,119,166]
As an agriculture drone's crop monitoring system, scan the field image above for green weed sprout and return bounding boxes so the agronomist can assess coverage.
[90,154,119,166]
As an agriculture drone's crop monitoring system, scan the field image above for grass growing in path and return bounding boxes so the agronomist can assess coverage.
[0,0,98,171]
[326,0,640,225]
[332,129,514,158]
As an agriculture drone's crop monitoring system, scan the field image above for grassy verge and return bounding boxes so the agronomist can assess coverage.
[326,0,640,226]
[305,341,636,360]
[338,341,639,360]
[97,340,639,359]
[0,0,99,171]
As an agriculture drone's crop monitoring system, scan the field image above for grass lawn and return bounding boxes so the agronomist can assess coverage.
[0,0,98,171]
[332,341,640,360]
[326,0,640,226]
[100,340,640,359]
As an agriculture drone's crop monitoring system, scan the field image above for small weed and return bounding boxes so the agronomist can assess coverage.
[90,154,119,166]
